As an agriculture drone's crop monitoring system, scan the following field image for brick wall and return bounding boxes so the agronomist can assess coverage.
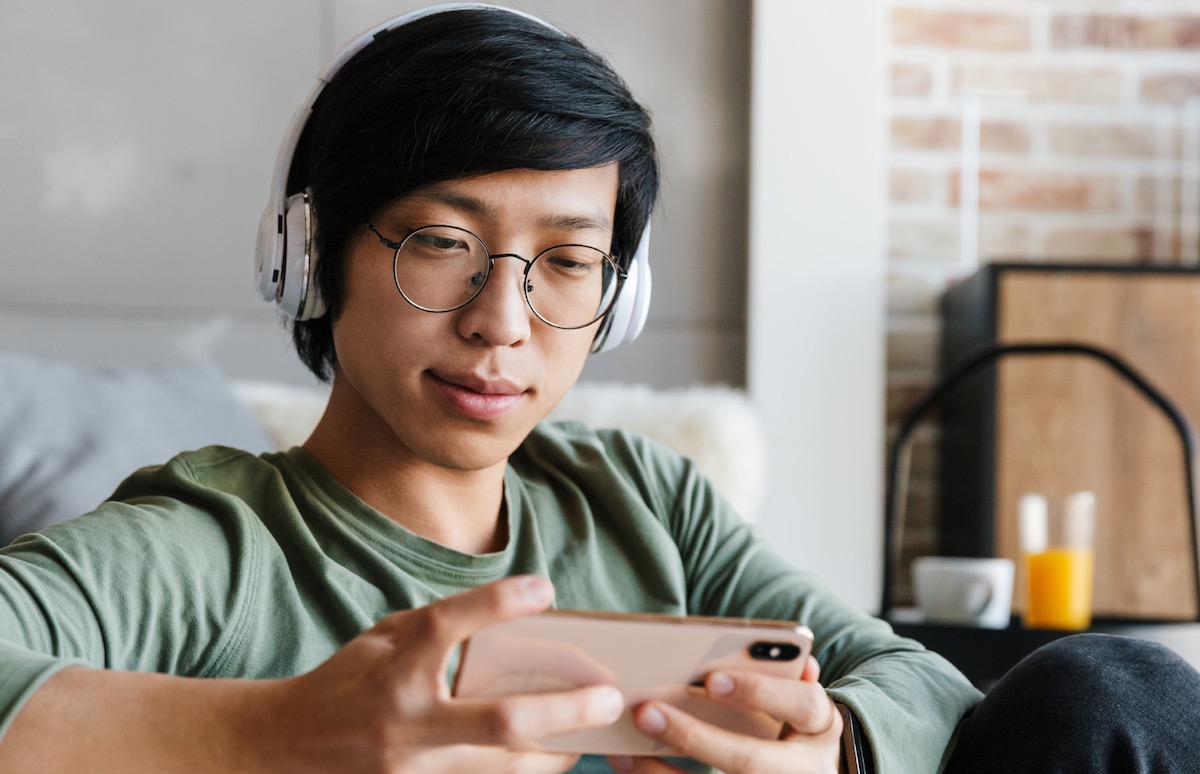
[885,1,1200,602]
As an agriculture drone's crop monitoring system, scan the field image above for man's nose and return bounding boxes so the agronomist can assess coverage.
[455,255,533,346]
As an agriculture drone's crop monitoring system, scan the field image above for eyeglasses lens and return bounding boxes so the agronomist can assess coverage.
[525,245,617,328]
[393,226,489,312]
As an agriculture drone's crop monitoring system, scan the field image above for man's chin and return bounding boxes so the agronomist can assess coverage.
[414,427,532,473]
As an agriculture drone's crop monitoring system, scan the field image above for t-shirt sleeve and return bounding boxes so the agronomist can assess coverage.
[0,449,261,743]
[613,430,982,773]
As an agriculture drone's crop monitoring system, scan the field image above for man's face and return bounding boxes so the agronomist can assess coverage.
[328,164,620,473]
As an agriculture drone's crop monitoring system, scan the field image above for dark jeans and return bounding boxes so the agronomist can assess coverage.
[944,633,1200,773]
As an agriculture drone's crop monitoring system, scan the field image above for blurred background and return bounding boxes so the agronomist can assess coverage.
[6,1,1198,613]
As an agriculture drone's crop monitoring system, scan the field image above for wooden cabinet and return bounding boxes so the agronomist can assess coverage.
[939,264,1200,620]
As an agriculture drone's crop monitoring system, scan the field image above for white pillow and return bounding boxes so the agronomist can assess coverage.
[550,383,765,522]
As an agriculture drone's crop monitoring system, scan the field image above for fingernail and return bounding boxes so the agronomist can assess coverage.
[599,686,625,723]
[708,672,734,696]
[636,705,667,734]
[519,575,554,606]
[609,756,634,772]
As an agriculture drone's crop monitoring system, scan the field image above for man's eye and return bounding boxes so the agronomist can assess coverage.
[548,257,589,271]
[542,250,604,277]
[417,234,466,251]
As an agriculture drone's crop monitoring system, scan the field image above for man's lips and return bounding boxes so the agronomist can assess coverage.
[426,371,528,420]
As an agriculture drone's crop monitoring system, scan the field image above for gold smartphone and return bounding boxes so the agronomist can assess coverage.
[452,609,814,757]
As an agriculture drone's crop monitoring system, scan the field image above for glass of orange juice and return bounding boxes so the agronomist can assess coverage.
[1019,492,1095,630]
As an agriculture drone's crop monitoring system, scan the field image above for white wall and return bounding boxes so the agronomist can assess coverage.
[747,0,888,612]
[0,0,324,384]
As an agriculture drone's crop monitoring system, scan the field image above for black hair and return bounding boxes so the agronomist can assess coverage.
[289,7,660,382]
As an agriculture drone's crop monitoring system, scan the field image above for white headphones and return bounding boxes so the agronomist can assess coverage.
[254,2,652,353]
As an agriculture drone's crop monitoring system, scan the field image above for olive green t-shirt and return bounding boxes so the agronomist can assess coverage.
[0,422,980,772]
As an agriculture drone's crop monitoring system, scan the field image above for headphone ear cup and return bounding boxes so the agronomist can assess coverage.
[255,202,284,303]
[277,189,326,320]
[592,225,652,354]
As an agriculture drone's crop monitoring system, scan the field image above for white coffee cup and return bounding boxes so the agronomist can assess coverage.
[912,556,1015,629]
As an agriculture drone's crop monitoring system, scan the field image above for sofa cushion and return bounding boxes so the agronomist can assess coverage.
[0,353,274,544]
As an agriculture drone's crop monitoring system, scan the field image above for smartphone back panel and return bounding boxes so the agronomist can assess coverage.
[453,610,813,756]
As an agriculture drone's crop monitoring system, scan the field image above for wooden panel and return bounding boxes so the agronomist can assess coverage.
[995,272,1200,619]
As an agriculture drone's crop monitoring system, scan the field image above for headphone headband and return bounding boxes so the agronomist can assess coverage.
[268,4,559,240]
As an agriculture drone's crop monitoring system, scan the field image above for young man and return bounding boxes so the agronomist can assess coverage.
[2,5,1196,773]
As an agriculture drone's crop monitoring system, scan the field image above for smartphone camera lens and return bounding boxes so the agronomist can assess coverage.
[749,641,801,661]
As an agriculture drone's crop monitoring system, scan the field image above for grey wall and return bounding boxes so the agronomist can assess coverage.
[0,0,750,389]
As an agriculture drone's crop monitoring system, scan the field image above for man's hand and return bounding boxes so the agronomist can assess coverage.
[257,574,625,772]
[606,656,842,774]
[1,575,624,774]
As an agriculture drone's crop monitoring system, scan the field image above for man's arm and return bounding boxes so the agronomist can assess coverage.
[0,576,625,773]
[644,441,982,772]
[1,667,276,772]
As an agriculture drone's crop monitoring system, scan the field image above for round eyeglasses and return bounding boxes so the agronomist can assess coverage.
[367,223,626,330]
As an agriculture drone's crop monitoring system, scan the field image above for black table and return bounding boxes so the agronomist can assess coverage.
[888,616,1200,691]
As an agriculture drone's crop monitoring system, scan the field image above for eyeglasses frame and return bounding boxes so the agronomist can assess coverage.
[366,222,628,330]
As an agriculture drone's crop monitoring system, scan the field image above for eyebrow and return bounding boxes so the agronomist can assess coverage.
[410,187,614,233]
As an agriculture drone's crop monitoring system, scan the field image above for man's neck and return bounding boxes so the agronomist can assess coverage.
[301,385,510,556]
